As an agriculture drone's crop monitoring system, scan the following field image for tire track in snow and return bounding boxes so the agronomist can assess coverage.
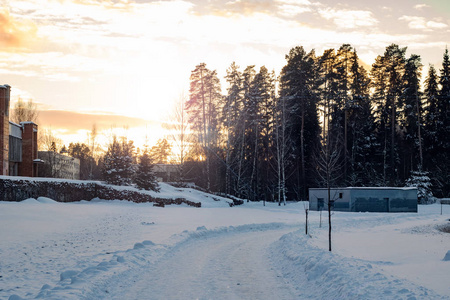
[114,228,297,300]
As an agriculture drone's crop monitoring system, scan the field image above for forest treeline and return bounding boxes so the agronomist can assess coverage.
[30,43,449,202]
[181,44,450,202]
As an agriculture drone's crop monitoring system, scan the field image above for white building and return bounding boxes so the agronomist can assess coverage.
[38,151,80,180]
[309,187,418,213]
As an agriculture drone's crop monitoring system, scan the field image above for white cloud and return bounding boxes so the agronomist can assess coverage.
[426,20,448,29]
[274,0,317,17]
[399,16,448,31]
[275,0,312,5]
[414,4,430,10]
[319,8,378,29]
[278,4,312,17]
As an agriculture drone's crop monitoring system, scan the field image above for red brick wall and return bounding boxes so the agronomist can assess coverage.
[19,123,38,177]
[0,85,10,175]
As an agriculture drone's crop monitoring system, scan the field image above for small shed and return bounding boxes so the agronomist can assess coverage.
[309,187,418,213]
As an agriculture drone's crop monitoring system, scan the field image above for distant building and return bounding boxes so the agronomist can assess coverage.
[309,187,418,213]
[153,164,179,182]
[38,151,80,180]
[0,85,40,177]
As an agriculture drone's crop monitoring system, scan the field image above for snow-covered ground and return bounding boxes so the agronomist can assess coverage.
[1,182,449,299]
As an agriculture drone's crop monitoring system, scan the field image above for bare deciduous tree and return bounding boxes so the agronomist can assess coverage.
[11,97,39,124]
[165,92,192,183]
[87,124,101,179]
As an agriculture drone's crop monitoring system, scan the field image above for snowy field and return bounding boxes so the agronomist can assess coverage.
[1,182,450,299]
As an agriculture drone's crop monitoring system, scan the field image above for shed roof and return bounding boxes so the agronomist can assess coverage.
[309,187,417,191]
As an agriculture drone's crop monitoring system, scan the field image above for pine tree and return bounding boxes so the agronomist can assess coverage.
[246,66,271,202]
[334,44,353,184]
[102,136,135,186]
[399,54,423,177]
[236,65,256,199]
[405,170,433,203]
[438,48,450,146]
[424,65,439,155]
[318,48,345,188]
[186,63,222,191]
[135,146,160,192]
[223,62,244,195]
[346,49,378,186]
[150,138,172,164]
[370,44,407,185]
[279,46,320,200]
[120,137,136,186]
[439,48,450,140]
[433,48,450,197]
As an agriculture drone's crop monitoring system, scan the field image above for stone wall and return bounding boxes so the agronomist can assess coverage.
[0,177,201,208]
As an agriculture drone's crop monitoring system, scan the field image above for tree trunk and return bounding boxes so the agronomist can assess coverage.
[305,208,309,235]
[301,101,306,201]
[391,96,395,184]
[415,85,423,169]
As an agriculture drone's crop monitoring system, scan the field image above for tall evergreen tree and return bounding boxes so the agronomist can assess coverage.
[434,48,450,197]
[439,48,450,143]
[279,46,320,200]
[318,48,345,188]
[102,136,135,186]
[150,138,172,164]
[135,145,160,192]
[223,62,244,195]
[346,49,378,186]
[246,66,276,202]
[370,44,406,185]
[237,65,257,199]
[400,54,423,177]
[405,170,433,203]
[438,48,450,150]
[186,63,222,191]
[424,64,439,155]
[334,45,353,184]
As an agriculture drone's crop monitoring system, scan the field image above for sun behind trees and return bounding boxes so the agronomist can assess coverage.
[182,44,449,201]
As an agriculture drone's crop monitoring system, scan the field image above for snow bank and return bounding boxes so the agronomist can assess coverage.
[36,197,58,204]
[271,231,444,299]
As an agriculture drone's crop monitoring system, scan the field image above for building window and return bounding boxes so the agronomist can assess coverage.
[339,193,343,198]
[318,198,325,209]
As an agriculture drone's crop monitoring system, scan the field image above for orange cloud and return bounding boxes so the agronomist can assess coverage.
[0,8,38,50]
[37,109,158,135]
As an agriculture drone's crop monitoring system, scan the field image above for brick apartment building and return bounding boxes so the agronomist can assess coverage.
[0,84,40,177]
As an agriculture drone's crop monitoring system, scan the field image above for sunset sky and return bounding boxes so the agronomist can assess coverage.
[1,0,449,149]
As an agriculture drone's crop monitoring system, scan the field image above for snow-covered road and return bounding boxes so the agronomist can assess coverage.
[109,228,296,300]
